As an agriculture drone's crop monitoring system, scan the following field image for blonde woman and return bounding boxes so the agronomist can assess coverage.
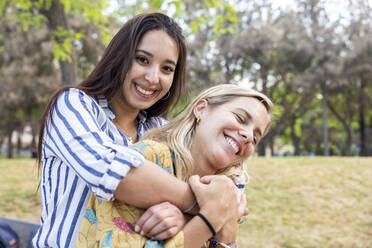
[78,84,273,248]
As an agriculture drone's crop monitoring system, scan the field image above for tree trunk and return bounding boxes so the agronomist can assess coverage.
[327,100,352,156]
[269,134,275,156]
[42,0,77,85]
[257,138,267,156]
[358,78,367,156]
[0,136,3,155]
[7,129,13,158]
[321,81,329,156]
[17,131,22,155]
[290,119,301,156]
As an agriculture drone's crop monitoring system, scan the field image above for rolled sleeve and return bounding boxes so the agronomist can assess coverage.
[96,144,145,200]
[43,89,146,201]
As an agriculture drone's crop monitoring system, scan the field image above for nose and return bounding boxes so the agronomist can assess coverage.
[239,127,254,143]
[145,66,160,85]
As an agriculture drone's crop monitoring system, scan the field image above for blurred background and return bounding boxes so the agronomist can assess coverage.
[0,0,372,158]
[0,1,371,247]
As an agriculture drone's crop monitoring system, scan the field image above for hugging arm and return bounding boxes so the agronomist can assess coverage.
[114,159,196,211]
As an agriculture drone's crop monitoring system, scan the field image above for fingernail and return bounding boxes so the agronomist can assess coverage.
[140,230,145,236]
[134,225,140,232]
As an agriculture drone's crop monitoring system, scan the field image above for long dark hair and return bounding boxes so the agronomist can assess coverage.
[37,12,187,166]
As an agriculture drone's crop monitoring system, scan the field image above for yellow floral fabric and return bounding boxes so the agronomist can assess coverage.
[77,140,184,248]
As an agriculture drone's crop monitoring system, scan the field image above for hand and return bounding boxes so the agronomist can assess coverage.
[214,192,249,243]
[237,192,249,221]
[202,176,249,221]
[135,202,186,240]
[188,175,240,232]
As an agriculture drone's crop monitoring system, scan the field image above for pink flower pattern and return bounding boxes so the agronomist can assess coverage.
[112,217,135,233]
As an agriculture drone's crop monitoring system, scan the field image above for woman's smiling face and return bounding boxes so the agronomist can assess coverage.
[191,96,270,175]
[120,29,179,111]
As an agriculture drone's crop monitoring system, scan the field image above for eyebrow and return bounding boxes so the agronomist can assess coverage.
[237,108,263,137]
[136,49,177,65]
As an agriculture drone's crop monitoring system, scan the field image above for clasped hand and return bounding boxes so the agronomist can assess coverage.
[135,175,247,240]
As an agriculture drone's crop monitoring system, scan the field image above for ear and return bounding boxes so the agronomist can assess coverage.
[193,99,208,120]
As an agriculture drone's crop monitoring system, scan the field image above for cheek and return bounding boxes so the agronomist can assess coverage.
[243,144,255,158]
[163,75,174,90]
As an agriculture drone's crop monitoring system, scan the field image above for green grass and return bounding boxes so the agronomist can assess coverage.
[0,158,41,222]
[0,157,371,247]
[239,157,372,248]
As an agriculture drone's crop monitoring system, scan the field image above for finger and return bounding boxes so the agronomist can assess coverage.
[146,216,179,238]
[188,175,202,192]
[136,202,168,232]
[152,226,179,240]
[238,195,247,217]
[140,211,166,235]
[188,175,200,185]
[136,209,154,233]
[199,175,217,184]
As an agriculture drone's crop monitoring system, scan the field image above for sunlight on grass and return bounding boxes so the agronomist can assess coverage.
[239,157,372,248]
[0,157,371,247]
[0,158,41,222]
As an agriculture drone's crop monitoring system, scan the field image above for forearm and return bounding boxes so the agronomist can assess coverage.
[183,215,215,248]
[213,219,239,245]
[114,160,195,210]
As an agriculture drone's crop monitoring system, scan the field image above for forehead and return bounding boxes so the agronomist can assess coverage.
[137,30,178,58]
[219,96,266,110]
[217,96,269,126]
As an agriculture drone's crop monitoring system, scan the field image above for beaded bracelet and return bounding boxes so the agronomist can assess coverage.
[196,213,216,236]
[210,238,237,248]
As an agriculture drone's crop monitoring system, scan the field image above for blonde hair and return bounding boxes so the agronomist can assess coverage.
[143,84,273,183]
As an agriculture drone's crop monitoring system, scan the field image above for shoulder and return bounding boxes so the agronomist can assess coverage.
[144,116,168,128]
[133,140,169,157]
[133,140,175,175]
[55,88,101,114]
[56,88,95,106]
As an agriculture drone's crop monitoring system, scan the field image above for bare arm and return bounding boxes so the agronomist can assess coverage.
[114,159,196,211]
[182,175,241,248]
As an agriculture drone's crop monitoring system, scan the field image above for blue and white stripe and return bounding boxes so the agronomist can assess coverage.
[33,88,166,247]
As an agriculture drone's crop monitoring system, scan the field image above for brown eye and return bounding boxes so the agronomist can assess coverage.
[136,55,149,64]
[162,65,174,73]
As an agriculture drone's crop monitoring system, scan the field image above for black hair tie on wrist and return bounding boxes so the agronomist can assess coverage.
[196,212,216,236]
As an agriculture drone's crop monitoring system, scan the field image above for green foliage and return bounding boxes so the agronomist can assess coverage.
[51,26,84,62]
[294,118,302,137]
[147,0,163,10]
[189,0,238,36]
[17,12,47,31]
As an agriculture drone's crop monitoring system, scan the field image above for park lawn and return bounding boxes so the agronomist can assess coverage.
[240,157,372,248]
[0,157,371,247]
[0,158,41,222]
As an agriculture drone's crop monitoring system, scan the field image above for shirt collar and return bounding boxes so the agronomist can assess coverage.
[97,95,148,123]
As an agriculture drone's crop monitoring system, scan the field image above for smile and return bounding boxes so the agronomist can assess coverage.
[225,136,240,155]
[135,84,157,96]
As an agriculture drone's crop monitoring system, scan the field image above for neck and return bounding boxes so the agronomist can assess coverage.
[190,142,216,177]
[109,96,140,142]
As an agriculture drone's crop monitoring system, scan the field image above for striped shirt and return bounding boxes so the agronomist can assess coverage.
[32,88,166,247]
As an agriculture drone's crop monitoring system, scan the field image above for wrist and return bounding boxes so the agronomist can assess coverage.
[183,183,199,214]
[199,209,224,232]
[214,218,238,242]
[209,238,237,248]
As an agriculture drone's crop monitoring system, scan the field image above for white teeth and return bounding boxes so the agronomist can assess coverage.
[226,136,239,154]
[136,84,155,95]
